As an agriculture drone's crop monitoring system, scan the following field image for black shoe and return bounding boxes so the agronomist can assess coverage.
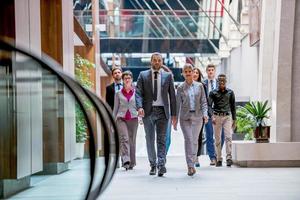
[216,161,222,167]
[158,166,167,177]
[226,159,233,167]
[149,166,156,175]
[210,159,216,166]
[123,161,130,170]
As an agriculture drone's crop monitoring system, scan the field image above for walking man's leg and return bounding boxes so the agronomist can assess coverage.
[213,115,223,167]
[223,116,233,166]
[143,115,157,175]
[205,119,216,165]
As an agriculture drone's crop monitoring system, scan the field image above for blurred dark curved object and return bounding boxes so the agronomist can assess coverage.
[0,39,119,200]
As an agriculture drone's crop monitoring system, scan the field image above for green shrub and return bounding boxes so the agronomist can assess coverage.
[74,54,94,143]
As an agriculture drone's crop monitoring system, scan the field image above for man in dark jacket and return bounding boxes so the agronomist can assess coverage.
[105,66,123,111]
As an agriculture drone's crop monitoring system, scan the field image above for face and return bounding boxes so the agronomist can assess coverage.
[218,77,226,90]
[151,54,163,70]
[206,67,215,79]
[193,69,200,81]
[123,75,132,87]
[112,69,122,82]
[183,68,193,81]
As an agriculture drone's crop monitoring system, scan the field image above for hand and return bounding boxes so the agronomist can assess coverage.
[232,120,236,129]
[203,116,208,124]
[138,108,144,117]
[171,116,177,131]
[212,116,216,125]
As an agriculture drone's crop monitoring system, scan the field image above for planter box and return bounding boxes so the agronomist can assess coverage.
[254,126,270,143]
[232,141,300,167]
[233,132,246,140]
[75,142,85,159]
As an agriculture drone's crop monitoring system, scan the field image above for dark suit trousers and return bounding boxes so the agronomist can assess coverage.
[143,106,168,168]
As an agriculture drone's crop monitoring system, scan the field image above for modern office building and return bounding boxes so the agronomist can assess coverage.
[1,0,300,199]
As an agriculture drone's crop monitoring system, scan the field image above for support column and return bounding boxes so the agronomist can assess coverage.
[257,0,276,102]
[271,0,296,142]
[291,1,300,142]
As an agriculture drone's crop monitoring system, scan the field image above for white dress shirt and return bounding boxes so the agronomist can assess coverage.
[186,82,196,111]
[152,68,164,106]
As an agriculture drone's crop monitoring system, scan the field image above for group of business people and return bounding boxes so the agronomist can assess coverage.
[106,52,236,177]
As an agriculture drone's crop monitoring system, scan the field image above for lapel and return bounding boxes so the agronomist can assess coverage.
[183,82,190,105]
[147,70,153,96]
[110,83,115,95]
[161,71,167,93]
[204,79,208,87]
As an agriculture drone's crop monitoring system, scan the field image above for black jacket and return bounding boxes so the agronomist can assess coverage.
[105,83,115,111]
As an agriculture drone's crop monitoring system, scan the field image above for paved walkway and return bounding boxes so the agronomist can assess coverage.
[7,156,300,200]
[101,156,300,200]
[7,124,300,200]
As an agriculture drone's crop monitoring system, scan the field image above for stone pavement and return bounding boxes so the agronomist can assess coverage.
[101,156,300,200]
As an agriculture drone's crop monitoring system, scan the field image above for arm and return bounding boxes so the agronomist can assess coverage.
[169,74,177,127]
[208,91,214,118]
[169,74,177,117]
[135,73,144,109]
[230,90,236,121]
[112,91,120,119]
[175,86,182,121]
[200,84,208,118]
[105,86,109,102]
[169,75,177,117]
[174,86,182,130]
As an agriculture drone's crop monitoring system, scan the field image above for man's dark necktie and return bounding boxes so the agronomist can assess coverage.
[117,83,121,91]
[153,71,158,101]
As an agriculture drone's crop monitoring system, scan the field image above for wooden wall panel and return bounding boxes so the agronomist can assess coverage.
[40,0,63,65]
[0,0,15,40]
[41,0,65,163]
[0,0,17,179]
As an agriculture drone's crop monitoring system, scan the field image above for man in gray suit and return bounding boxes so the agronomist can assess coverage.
[135,52,177,177]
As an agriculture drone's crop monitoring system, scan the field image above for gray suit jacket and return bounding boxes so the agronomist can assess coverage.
[176,81,208,121]
[113,89,138,119]
[135,69,176,119]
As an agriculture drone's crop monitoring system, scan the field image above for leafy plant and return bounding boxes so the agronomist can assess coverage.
[236,106,256,140]
[244,100,271,127]
[236,100,271,140]
[75,104,89,143]
[74,54,94,143]
[74,54,94,89]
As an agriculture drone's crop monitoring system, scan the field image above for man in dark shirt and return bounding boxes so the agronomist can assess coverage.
[208,74,236,167]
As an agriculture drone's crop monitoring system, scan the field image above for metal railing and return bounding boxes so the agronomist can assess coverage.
[74,9,223,40]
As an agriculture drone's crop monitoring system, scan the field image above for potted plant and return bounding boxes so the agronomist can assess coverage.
[243,100,271,143]
[236,106,257,140]
[74,54,94,158]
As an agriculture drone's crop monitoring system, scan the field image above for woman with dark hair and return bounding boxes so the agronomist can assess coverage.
[113,70,139,170]
[193,67,207,167]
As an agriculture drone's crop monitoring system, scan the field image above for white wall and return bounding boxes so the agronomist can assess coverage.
[220,35,259,102]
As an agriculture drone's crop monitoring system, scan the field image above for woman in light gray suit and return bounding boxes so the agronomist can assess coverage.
[113,71,139,170]
[174,64,208,176]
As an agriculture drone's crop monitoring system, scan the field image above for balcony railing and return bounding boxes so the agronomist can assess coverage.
[74,9,223,40]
